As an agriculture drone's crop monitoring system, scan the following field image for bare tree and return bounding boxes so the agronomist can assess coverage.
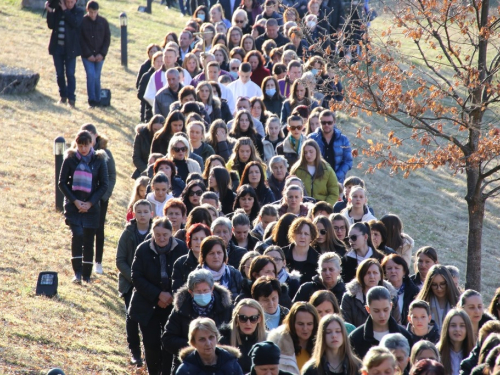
[310,0,500,290]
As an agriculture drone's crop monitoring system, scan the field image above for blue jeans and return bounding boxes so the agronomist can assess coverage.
[82,57,104,104]
[52,45,77,101]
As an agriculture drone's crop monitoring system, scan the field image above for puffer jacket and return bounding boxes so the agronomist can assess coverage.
[292,161,339,205]
[267,325,300,375]
[176,345,243,375]
[292,275,346,306]
[58,148,108,228]
[128,237,188,326]
[340,279,401,327]
[132,124,154,179]
[162,283,233,356]
[340,206,377,226]
[307,127,353,183]
[115,218,152,295]
[171,250,199,293]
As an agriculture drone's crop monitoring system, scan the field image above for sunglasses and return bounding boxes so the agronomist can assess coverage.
[173,146,187,153]
[235,19,245,24]
[319,229,327,235]
[289,125,303,131]
[238,314,260,324]
[189,190,203,197]
[321,120,334,126]
[349,234,359,242]
[231,67,239,70]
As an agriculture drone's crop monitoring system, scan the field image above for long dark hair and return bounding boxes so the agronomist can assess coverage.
[271,213,297,247]
[146,115,165,141]
[284,302,319,355]
[229,110,258,144]
[238,161,267,193]
[152,110,185,151]
[181,180,207,214]
[380,214,404,251]
[210,166,231,200]
[233,184,260,221]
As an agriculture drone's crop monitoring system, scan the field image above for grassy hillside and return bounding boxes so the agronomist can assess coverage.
[0,0,498,373]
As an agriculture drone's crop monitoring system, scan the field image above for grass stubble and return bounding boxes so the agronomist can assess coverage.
[0,0,498,373]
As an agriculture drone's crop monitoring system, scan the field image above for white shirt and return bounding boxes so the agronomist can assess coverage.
[346,247,374,264]
[219,83,236,114]
[373,330,390,342]
[227,79,262,103]
[144,69,192,106]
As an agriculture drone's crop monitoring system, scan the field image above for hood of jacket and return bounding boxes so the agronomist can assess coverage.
[95,135,108,150]
[173,282,233,311]
[65,148,108,162]
[179,344,241,362]
[345,279,397,303]
[267,325,295,356]
[148,236,181,255]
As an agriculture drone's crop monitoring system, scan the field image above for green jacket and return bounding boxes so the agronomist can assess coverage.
[115,219,151,295]
[293,161,339,205]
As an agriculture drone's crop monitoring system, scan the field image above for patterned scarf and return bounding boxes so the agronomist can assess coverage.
[204,263,231,288]
[72,149,94,193]
[192,294,215,316]
[289,134,303,154]
[155,237,173,291]
[277,267,289,283]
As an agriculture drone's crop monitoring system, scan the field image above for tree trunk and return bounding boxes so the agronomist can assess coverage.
[465,166,484,291]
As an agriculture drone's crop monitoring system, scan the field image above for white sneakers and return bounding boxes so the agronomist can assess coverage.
[95,263,103,275]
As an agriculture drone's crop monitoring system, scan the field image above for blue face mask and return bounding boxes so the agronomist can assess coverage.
[229,71,239,79]
[198,14,205,21]
[265,88,276,97]
[311,68,319,76]
[193,292,212,306]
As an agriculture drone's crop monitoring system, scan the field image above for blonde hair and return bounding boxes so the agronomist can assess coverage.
[230,299,267,346]
[310,314,361,375]
[168,135,191,159]
[346,186,368,210]
[127,176,150,211]
[361,347,397,373]
[187,120,206,140]
[188,317,220,346]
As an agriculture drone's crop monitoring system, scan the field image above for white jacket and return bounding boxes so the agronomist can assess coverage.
[144,68,192,106]
[267,325,300,375]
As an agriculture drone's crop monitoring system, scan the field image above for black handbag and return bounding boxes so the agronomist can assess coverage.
[100,89,111,107]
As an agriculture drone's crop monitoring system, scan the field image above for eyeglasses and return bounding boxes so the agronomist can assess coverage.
[189,190,203,197]
[334,226,346,231]
[289,125,303,131]
[349,234,359,242]
[272,257,283,263]
[235,19,245,24]
[231,66,239,70]
[321,120,334,126]
[238,314,260,324]
[173,146,187,153]
[319,229,327,235]
[431,282,447,290]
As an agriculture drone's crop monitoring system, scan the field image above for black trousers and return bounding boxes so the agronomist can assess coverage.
[70,224,96,278]
[139,307,172,375]
[95,199,109,264]
[124,289,141,352]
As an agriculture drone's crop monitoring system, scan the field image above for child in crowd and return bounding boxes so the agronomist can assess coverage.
[407,300,440,344]
[115,199,153,367]
[126,176,150,221]
[146,172,173,217]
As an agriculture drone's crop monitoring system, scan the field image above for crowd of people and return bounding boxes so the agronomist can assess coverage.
[52,0,500,374]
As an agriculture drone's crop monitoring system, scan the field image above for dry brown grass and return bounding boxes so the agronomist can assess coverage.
[0,1,499,374]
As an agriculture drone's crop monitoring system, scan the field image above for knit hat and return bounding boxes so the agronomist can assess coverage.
[249,341,281,366]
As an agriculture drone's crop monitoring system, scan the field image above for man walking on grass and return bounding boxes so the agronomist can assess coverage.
[45,0,84,108]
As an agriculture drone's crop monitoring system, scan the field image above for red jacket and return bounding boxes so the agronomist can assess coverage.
[251,65,271,88]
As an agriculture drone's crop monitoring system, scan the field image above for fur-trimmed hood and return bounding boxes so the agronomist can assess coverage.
[267,325,295,356]
[173,282,233,311]
[345,279,398,303]
[65,147,108,161]
[135,124,147,135]
[179,344,241,361]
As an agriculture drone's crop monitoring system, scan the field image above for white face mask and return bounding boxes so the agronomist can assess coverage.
[307,20,316,29]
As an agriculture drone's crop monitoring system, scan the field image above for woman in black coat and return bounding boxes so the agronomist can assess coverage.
[132,114,164,179]
[381,254,421,321]
[293,252,346,305]
[171,223,211,293]
[162,269,234,373]
[137,51,164,123]
[207,166,236,216]
[58,130,108,283]
[129,217,188,375]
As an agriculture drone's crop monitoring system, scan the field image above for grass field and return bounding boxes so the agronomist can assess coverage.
[0,0,499,373]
